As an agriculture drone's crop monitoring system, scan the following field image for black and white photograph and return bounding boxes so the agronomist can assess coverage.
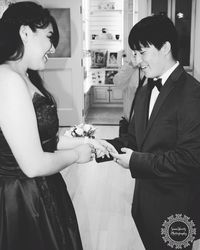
[105,70,118,84]
[0,0,200,250]
[106,51,122,68]
[91,49,107,68]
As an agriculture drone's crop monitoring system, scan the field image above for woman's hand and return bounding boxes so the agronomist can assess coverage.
[97,139,118,155]
[75,144,94,164]
[110,147,133,169]
[86,139,114,158]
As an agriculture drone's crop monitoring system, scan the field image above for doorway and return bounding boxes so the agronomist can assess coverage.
[82,0,128,125]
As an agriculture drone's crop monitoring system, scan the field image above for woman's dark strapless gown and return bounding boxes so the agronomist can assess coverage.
[0,93,83,250]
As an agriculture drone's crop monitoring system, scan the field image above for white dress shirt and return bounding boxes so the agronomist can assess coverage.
[148,61,179,119]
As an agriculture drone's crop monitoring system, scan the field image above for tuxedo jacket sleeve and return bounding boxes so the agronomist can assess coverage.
[129,65,200,179]
[95,115,138,163]
[106,116,138,151]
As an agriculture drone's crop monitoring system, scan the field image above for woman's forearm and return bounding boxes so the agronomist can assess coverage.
[21,148,80,178]
[57,135,84,150]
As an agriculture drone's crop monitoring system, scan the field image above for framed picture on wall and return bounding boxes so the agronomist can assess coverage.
[91,49,107,68]
[48,8,71,58]
[106,51,122,68]
[105,70,118,84]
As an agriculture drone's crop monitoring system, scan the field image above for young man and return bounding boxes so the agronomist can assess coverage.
[102,15,200,250]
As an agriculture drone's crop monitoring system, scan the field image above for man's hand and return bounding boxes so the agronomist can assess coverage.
[110,147,133,169]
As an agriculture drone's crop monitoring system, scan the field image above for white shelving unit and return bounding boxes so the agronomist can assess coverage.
[84,0,124,108]
[88,0,124,51]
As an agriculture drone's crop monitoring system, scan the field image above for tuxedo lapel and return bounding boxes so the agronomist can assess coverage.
[134,84,151,149]
[139,65,185,148]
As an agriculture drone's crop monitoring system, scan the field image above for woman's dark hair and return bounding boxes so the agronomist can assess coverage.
[0,1,59,63]
[0,1,59,104]
[128,15,178,60]
[27,69,57,105]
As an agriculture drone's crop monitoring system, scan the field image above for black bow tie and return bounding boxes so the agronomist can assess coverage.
[148,78,162,92]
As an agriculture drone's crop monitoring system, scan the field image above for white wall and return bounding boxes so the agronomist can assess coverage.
[138,0,148,21]
[193,0,200,81]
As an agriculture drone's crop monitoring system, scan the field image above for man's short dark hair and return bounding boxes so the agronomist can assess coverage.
[128,15,178,60]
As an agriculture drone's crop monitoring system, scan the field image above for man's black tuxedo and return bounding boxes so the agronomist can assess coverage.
[107,65,200,250]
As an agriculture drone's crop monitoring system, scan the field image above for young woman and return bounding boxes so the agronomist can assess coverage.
[0,2,111,249]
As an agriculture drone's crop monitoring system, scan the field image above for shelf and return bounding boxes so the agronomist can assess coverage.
[87,0,124,84]
[90,67,119,70]
[90,39,121,42]
[90,9,122,14]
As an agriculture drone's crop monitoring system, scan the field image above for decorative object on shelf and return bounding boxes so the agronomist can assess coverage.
[91,34,97,40]
[91,49,107,68]
[68,123,96,138]
[105,70,118,85]
[96,27,113,40]
[106,50,122,68]
[115,34,120,40]
[90,70,105,85]
[98,1,115,10]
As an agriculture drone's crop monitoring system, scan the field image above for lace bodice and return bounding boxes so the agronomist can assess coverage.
[32,92,59,142]
[0,92,59,176]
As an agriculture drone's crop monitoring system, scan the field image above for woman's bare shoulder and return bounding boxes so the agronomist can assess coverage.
[0,65,23,81]
[0,65,26,91]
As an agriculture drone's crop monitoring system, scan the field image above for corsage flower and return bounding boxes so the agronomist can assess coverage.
[70,123,96,138]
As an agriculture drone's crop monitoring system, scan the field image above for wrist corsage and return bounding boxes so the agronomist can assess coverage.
[70,123,96,138]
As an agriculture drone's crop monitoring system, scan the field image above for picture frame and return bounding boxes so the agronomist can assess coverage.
[105,70,118,85]
[91,49,107,68]
[106,51,122,68]
[48,8,71,58]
